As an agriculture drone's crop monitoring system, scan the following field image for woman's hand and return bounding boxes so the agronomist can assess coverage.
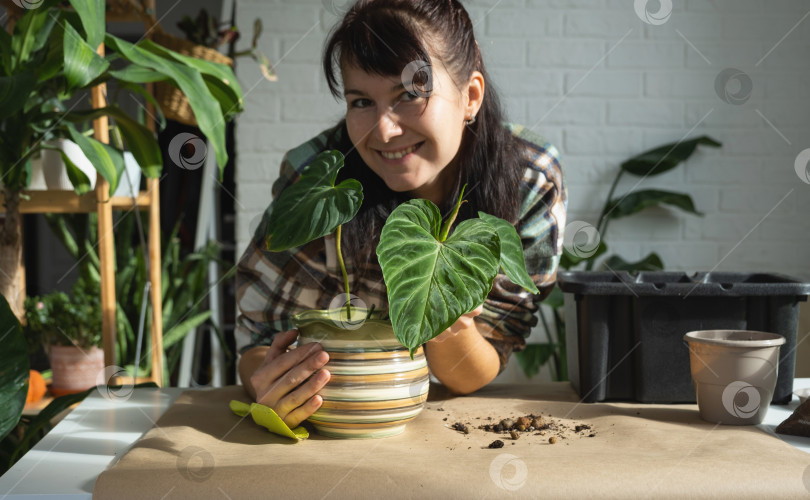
[424,305,500,395]
[239,330,331,428]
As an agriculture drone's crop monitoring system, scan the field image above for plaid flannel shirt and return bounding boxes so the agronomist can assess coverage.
[235,123,567,372]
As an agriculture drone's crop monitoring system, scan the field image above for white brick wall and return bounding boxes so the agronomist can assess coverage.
[233,0,810,381]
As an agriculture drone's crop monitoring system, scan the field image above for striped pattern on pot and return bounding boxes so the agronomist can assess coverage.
[293,308,429,439]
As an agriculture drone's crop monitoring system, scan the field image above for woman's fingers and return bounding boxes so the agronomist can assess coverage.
[275,368,332,427]
[254,339,323,392]
[264,329,299,362]
[282,394,325,429]
[254,347,330,408]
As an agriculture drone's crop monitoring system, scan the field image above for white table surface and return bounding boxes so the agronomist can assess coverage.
[0,381,808,499]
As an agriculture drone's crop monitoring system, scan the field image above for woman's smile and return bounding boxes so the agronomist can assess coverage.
[377,141,424,161]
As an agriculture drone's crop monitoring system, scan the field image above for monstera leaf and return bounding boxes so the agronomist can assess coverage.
[377,199,501,354]
[265,150,363,251]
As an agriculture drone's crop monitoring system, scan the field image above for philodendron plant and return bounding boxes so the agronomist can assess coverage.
[265,150,538,355]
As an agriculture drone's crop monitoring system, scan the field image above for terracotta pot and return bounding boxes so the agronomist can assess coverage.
[49,344,105,397]
[293,309,429,439]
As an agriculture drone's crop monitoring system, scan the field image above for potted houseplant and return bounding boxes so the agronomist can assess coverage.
[24,277,104,397]
[0,0,244,319]
[264,150,538,438]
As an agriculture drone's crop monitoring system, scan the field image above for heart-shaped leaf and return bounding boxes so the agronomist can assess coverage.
[377,199,500,354]
[478,212,539,294]
[265,150,363,252]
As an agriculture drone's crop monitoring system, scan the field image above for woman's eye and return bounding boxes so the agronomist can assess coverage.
[349,98,372,109]
[399,91,421,103]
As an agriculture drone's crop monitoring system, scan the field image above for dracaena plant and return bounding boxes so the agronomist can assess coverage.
[265,150,538,355]
[0,0,244,319]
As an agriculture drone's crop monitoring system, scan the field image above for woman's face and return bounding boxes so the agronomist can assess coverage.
[342,60,482,205]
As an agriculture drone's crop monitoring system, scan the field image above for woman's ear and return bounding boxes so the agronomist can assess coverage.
[466,71,485,119]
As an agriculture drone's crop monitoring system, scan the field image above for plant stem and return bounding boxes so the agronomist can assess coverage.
[587,170,624,271]
[335,225,351,320]
[439,184,467,242]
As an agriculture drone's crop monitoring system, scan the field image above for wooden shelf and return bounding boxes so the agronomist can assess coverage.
[0,190,152,214]
[3,0,164,386]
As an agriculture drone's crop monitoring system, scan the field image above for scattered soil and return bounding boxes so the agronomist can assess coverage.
[451,422,470,434]
[448,411,597,447]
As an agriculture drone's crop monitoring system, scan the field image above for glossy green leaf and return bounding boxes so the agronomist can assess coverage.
[66,125,122,196]
[265,150,363,251]
[0,73,35,119]
[162,311,212,349]
[0,295,28,442]
[63,21,109,90]
[59,151,93,195]
[600,252,664,272]
[621,136,722,177]
[137,38,244,129]
[514,343,556,379]
[377,199,500,353]
[605,190,702,219]
[560,240,607,269]
[139,39,244,113]
[104,34,229,168]
[10,1,58,67]
[67,0,105,51]
[109,65,170,84]
[64,107,162,178]
[478,212,539,294]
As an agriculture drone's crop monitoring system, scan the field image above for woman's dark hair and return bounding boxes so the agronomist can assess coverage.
[322,0,524,275]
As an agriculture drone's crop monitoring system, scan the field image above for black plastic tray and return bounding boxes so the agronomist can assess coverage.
[557,271,809,404]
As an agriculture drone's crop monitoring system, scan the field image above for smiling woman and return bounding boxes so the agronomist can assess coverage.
[235,0,567,429]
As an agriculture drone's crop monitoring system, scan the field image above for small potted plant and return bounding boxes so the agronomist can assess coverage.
[24,278,103,397]
[264,150,538,438]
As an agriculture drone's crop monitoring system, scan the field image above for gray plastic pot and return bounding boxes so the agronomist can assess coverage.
[684,330,785,425]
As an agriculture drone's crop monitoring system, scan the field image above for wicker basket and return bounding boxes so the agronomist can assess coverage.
[151,30,233,127]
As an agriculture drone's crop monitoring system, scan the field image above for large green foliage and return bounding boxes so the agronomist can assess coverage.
[0,0,243,193]
[264,151,538,354]
[264,150,363,252]
[377,200,500,353]
[377,196,539,354]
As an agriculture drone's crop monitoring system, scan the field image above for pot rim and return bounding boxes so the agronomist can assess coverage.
[683,329,786,348]
[292,308,390,328]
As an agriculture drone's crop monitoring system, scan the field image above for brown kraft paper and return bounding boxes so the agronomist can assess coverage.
[93,383,810,499]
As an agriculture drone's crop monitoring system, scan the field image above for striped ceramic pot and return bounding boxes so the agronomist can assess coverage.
[293,308,429,439]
